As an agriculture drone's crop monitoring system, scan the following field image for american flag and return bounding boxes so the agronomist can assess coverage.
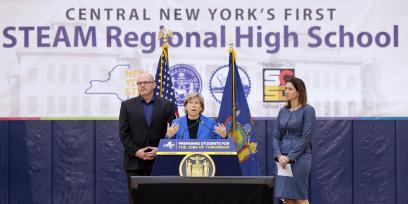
[154,46,179,117]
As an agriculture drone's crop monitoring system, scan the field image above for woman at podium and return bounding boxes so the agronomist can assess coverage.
[165,92,227,139]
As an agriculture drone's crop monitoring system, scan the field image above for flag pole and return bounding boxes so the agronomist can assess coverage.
[158,28,172,97]
[229,42,237,141]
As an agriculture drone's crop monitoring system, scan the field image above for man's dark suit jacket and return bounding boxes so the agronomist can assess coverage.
[119,96,176,171]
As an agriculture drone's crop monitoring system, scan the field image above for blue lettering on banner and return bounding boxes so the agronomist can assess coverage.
[1,25,399,52]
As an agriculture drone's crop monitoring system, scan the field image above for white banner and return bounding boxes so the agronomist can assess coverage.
[1,0,407,118]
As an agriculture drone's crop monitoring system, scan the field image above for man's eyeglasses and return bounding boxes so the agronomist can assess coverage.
[136,81,155,86]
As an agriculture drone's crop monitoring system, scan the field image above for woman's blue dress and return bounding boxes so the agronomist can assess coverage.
[272,104,316,199]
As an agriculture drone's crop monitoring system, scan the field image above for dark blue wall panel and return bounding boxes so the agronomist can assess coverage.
[95,121,127,204]
[265,120,277,176]
[9,121,33,204]
[1,119,408,204]
[353,121,396,204]
[25,121,52,204]
[0,121,9,204]
[254,120,266,176]
[310,120,353,204]
[52,121,95,204]
[396,121,408,204]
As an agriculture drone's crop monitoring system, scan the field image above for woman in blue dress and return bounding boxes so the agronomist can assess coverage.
[165,92,227,139]
[272,77,316,204]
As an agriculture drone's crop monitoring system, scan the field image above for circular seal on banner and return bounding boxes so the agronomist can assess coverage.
[209,65,251,104]
[179,153,216,177]
[170,64,202,106]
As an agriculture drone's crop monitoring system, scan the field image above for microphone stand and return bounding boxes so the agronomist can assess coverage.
[181,118,200,139]
[199,119,220,139]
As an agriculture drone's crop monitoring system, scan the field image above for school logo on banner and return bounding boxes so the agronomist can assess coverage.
[263,68,295,102]
[170,64,202,106]
[209,65,251,104]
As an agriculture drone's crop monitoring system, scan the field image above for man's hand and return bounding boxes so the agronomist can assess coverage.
[135,147,158,160]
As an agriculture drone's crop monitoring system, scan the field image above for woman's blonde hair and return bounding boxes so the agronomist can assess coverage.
[183,92,205,114]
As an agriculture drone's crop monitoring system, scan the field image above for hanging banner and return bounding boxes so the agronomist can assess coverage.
[0,0,406,118]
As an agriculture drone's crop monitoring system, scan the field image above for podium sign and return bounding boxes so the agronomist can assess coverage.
[157,139,237,155]
[152,139,242,176]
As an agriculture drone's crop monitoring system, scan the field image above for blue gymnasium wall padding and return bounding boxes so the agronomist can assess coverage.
[95,121,127,204]
[1,119,408,204]
[353,120,396,204]
[265,120,277,177]
[265,119,282,204]
[254,120,267,176]
[0,121,9,204]
[25,121,52,204]
[52,121,95,204]
[310,120,353,204]
[396,120,408,204]
[9,121,33,204]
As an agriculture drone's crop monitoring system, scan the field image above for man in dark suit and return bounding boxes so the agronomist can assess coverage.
[119,72,176,203]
